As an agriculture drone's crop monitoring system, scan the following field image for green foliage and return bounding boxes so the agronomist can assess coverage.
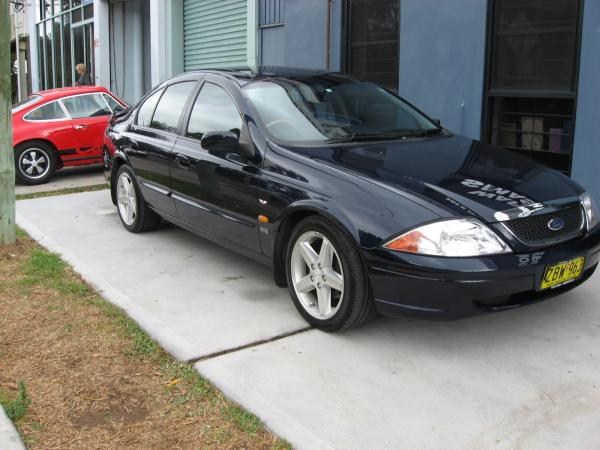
[0,381,32,422]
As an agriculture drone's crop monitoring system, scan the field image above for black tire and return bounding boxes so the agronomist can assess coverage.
[14,141,57,185]
[285,215,376,331]
[115,164,161,233]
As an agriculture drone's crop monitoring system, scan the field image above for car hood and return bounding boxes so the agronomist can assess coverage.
[284,134,584,223]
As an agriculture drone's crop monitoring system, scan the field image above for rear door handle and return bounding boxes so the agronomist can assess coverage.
[176,154,190,168]
[74,124,88,130]
[130,139,139,150]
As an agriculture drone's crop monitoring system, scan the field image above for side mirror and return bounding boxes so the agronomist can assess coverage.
[200,131,239,153]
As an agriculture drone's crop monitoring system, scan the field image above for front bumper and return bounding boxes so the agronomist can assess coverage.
[365,227,600,319]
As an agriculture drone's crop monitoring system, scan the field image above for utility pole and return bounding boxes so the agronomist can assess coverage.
[0,0,16,246]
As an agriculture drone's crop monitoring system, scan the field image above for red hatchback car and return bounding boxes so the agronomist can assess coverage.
[12,86,127,185]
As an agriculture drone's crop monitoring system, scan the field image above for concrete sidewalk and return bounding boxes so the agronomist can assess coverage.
[16,191,600,450]
[17,190,308,361]
[15,165,106,196]
[0,407,26,450]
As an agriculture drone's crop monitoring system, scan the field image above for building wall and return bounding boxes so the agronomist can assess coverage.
[571,0,600,202]
[260,0,341,70]
[398,0,488,139]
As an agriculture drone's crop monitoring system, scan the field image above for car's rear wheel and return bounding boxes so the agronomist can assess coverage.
[286,216,375,331]
[115,165,161,233]
[14,142,57,185]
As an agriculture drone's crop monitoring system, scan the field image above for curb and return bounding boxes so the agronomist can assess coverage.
[0,407,27,450]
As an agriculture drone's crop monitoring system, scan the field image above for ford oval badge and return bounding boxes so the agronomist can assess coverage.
[548,217,566,231]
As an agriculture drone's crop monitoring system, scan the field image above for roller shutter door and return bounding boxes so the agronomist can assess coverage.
[183,0,248,71]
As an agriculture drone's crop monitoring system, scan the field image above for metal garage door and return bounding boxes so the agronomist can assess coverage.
[183,0,248,71]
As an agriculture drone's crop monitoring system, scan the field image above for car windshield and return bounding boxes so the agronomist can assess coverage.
[243,76,440,144]
[12,95,42,114]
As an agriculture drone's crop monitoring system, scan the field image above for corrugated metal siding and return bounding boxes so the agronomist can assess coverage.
[259,0,284,26]
[183,0,248,71]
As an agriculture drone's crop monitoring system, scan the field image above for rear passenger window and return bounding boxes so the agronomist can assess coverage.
[136,90,163,127]
[62,93,112,118]
[150,82,196,132]
[24,101,67,121]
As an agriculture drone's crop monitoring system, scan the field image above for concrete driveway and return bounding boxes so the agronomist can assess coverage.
[15,165,106,196]
[16,191,600,450]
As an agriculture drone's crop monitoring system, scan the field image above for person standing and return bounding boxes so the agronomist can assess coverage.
[75,63,92,86]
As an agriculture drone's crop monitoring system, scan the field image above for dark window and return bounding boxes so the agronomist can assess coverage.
[491,0,579,91]
[150,82,196,133]
[136,89,163,128]
[187,83,242,141]
[25,101,67,121]
[484,0,581,173]
[345,0,400,92]
[62,93,112,118]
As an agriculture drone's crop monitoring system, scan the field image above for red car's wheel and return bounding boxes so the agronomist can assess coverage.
[14,141,57,185]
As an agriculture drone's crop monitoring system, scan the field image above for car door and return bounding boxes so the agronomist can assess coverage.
[20,100,80,157]
[60,93,113,163]
[170,79,262,253]
[125,81,198,218]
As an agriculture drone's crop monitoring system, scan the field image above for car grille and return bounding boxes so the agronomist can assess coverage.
[504,205,584,247]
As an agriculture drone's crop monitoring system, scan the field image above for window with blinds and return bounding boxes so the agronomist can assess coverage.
[484,0,582,173]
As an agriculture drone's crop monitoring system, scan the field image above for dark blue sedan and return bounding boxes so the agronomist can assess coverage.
[104,68,600,331]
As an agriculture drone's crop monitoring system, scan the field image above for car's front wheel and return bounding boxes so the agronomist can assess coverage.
[286,216,375,331]
[14,141,57,185]
[115,165,161,233]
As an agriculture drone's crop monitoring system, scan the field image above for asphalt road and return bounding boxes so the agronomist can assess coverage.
[16,191,600,450]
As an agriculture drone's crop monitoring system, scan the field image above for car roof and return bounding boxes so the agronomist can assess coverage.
[170,67,358,86]
[36,86,109,101]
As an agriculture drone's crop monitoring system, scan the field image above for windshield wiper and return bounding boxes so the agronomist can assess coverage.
[327,129,443,143]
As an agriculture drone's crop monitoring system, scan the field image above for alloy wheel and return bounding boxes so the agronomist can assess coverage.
[290,231,345,320]
[117,172,138,226]
[18,148,51,180]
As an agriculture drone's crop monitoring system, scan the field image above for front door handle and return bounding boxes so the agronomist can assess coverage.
[74,124,88,130]
[176,154,190,168]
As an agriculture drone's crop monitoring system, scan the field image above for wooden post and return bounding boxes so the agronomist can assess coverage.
[0,0,16,245]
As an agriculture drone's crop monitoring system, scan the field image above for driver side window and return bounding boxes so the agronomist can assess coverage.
[61,94,112,119]
[186,83,242,141]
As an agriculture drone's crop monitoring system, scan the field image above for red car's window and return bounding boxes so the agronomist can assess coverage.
[103,93,126,113]
[12,95,42,114]
[62,93,112,119]
[24,101,67,121]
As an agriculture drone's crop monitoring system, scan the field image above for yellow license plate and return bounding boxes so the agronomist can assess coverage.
[540,256,585,290]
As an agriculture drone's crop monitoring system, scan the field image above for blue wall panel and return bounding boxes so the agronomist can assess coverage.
[398,0,487,139]
[260,0,330,69]
[572,0,600,201]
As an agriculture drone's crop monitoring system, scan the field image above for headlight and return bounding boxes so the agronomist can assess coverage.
[581,192,599,231]
[383,219,511,257]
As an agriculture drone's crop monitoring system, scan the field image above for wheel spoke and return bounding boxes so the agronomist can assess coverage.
[29,151,36,161]
[22,158,33,165]
[319,238,334,267]
[323,268,343,292]
[37,156,46,164]
[298,241,318,268]
[317,286,332,316]
[25,166,35,175]
[296,275,315,294]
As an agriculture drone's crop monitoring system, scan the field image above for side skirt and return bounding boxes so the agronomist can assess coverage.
[150,206,274,269]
